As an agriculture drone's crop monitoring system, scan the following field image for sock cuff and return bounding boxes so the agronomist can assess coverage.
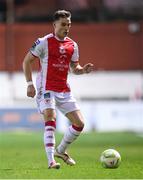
[72,124,83,132]
[45,121,56,128]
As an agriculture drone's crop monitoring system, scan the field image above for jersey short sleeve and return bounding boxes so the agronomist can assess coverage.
[71,42,79,62]
[30,38,45,58]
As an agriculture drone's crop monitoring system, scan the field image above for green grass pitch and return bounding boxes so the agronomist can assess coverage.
[0,131,143,179]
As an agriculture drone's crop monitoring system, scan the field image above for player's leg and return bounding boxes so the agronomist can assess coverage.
[36,90,60,169]
[54,92,84,165]
[43,108,60,169]
[56,110,84,156]
[55,110,84,165]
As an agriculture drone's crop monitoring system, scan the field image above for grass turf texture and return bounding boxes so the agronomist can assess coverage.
[0,132,143,179]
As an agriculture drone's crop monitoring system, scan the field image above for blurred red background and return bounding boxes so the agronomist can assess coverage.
[0,22,143,71]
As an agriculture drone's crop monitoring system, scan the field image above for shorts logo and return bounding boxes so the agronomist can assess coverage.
[44,92,51,99]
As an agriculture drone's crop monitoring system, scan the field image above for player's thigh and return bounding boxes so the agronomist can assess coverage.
[36,91,56,120]
[43,108,56,122]
[66,110,84,127]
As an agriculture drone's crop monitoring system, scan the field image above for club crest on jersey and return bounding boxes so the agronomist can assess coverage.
[59,45,66,54]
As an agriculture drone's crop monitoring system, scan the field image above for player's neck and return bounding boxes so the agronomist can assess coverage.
[54,33,66,41]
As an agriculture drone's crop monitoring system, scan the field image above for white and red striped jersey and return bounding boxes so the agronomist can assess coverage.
[30,33,79,93]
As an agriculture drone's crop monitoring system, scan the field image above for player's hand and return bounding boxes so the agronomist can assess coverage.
[83,63,94,73]
[27,85,36,98]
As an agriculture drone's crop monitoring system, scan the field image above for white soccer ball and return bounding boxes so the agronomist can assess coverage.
[100,149,121,168]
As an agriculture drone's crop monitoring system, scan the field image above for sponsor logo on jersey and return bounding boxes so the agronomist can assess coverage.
[51,45,68,71]
[52,63,68,68]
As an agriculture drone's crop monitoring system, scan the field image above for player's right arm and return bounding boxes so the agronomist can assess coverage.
[23,37,45,97]
[23,52,36,98]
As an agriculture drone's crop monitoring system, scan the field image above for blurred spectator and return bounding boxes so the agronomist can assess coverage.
[104,0,143,20]
[15,0,57,22]
[58,0,105,22]
[58,0,89,11]
[1,0,143,22]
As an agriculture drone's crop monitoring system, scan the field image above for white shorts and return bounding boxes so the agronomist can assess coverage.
[36,90,80,115]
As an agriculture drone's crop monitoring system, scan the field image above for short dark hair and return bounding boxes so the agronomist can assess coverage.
[53,10,71,21]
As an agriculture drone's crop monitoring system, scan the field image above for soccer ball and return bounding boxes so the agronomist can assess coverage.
[100,149,121,168]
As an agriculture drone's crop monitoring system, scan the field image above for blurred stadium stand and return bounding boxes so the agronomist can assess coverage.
[0,0,143,132]
[0,0,143,22]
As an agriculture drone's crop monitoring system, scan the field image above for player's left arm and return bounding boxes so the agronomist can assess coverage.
[70,61,94,75]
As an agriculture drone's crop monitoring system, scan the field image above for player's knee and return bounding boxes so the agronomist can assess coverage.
[47,114,56,121]
[43,109,56,121]
[44,115,56,121]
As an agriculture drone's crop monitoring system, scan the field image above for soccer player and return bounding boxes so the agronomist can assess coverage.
[23,10,94,169]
